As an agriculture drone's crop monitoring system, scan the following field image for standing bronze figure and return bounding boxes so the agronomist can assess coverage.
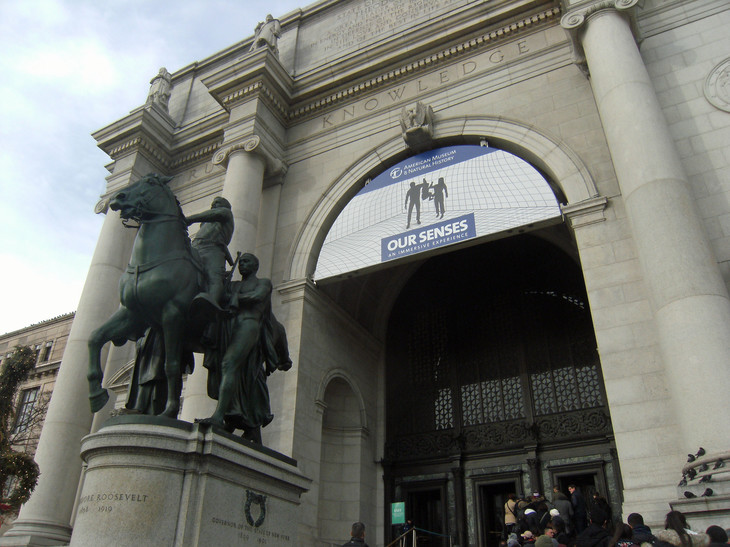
[199,253,292,443]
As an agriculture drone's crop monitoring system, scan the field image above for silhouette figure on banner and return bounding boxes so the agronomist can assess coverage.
[430,176,448,218]
[404,181,422,229]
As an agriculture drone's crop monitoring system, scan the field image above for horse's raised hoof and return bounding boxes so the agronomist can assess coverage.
[89,389,110,413]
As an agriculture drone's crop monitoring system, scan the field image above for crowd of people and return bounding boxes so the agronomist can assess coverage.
[503,486,729,547]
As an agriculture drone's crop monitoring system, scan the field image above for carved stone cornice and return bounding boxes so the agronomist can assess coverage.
[106,135,172,168]
[202,47,293,124]
[221,81,290,122]
[212,134,288,177]
[290,6,562,122]
[560,0,642,76]
[170,139,223,169]
[93,102,175,171]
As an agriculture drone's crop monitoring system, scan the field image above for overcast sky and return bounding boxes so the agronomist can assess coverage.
[0,0,306,335]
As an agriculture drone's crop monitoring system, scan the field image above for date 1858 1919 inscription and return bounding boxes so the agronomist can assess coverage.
[77,491,149,515]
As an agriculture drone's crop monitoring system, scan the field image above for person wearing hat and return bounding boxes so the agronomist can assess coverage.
[522,530,537,545]
[550,509,570,546]
[536,534,556,547]
[523,508,541,536]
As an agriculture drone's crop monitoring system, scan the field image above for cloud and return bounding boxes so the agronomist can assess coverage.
[0,0,304,334]
[0,253,89,335]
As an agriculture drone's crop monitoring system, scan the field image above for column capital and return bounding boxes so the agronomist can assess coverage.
[94,197,110,215]
[560,0,642,76]
[212,135,262,166]
[212,134,288,177]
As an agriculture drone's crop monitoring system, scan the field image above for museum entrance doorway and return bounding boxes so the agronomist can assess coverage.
[478,482,516,547]
[383,228,618,546]
[404,484,447,547]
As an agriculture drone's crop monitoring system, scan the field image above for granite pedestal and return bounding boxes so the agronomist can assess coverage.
[69,416,310,547]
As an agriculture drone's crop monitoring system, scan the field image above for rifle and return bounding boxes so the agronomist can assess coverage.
[224,252,241,289]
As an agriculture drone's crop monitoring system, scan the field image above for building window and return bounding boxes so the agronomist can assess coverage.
[13,387,40,434]
[39,341,53,362]
[32,344,41,362]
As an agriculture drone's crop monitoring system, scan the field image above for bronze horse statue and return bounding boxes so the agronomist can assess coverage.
[87,174,203,417]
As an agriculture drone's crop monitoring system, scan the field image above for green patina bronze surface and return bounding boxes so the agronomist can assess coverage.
[87,174,291,445]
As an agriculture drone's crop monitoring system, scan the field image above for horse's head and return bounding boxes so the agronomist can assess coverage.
[110,174,177,222]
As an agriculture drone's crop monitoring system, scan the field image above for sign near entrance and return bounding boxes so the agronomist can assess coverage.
[314,145,561,280]
[391,502,406,525]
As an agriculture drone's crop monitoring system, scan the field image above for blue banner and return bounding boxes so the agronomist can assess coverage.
[381,213,476,262]
[361,146,496,194]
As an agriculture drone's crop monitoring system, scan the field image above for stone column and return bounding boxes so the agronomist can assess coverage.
[218,135,266,255]
[1,205,135,547]
[527,457,541,495]
[177,354,212,422]
[257,182,283,278]
[451,463,467,547]
[562,1,730,450]
[178,135,266,423]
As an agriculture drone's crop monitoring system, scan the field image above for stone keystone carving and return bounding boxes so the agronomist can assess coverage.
[399,101,434,151]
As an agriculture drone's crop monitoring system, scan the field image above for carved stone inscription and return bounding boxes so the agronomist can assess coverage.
[209,517,292,545]
[298,0,468,70]
[207,489,293,545]
[303,33,544,133]
[77,491,150,516]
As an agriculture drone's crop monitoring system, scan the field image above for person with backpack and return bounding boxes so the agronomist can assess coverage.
[505,493,519,538]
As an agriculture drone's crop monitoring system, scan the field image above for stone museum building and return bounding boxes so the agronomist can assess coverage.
[0,314,73,456]
[3,0,729,545]
[0,314,72,535]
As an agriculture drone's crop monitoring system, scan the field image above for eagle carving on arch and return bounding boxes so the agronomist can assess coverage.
[399,101,434,150]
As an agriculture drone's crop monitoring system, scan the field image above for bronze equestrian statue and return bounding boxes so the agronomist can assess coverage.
[87,174,203,417]
[87,173,291,444]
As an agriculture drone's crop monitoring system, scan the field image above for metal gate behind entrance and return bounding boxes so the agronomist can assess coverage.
[384,231,618,546]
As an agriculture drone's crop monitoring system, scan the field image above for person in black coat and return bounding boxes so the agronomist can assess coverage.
[569,484,588,535]
[342,522,370,547]
[706,525,728,547]
[628,513,656,545]
[572,508,610,547]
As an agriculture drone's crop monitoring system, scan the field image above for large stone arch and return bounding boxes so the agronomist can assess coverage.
[286,115,600,281]
[314,369,373,544]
